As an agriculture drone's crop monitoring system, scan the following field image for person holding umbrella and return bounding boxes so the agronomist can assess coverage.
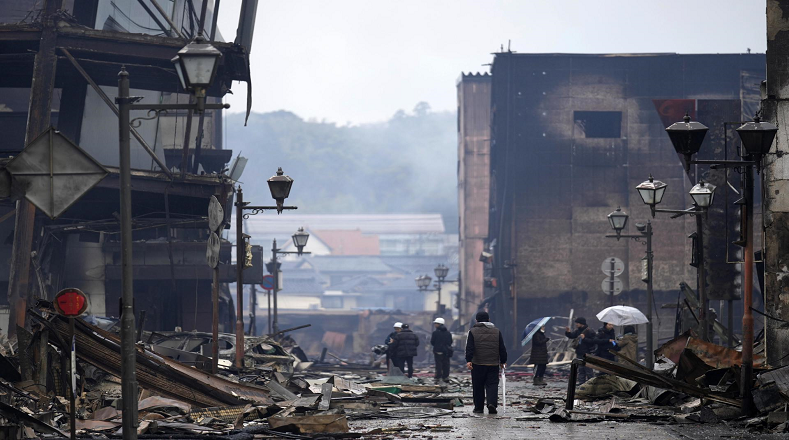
[583,322,620,369]
[529,325,549,386]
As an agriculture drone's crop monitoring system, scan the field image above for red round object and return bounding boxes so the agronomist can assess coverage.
[54,288,88,317]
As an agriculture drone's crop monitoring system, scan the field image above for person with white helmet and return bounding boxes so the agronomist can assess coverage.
[385,322,403,373]
[430,317,453,384]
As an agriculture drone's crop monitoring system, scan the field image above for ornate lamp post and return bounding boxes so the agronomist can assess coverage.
[116,37,225,440]
[234,169,298,366]
[604,207,654,369]
[415,265,456,317]
[664,112,777,415]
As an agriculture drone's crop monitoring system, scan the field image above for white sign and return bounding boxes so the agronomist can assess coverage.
[601,257,625,276]
[602,278,623,295]
[206,232,221,269]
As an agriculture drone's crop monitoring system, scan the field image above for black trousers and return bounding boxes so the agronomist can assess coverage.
[393,357,414,378]
[534,363,546,378]
[471,364,499,409]
[434,353,450,380]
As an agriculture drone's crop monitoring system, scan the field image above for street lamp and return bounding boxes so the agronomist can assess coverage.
[235,185,299,345]
[637,177,717,342]
[666,113,709,173]
[434,264,450,281]
[689,180,716,208]
[416,267,457,317]
[115,37,230,439]
[663,112,778,415]
[604,207,654,368]
[607,206,628,238]
[266,228,312,334]
[267,167,294,214]
[292,227,310,255]
[170,36,222,112]
[736,115,778,172]
[636,175,668,217]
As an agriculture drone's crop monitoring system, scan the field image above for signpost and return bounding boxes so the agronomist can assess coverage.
[207,195,224,373]
[53,287,88,440]
[601,257,624,305]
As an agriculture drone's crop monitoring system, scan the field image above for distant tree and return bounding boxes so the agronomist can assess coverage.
[225,103,459,232]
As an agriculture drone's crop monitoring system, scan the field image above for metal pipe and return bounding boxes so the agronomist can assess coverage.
[267,290,271,335]
[249,283,256,335]
[60,48,173,179]
[148,0,186,40]
[272,239,279,333]
[235,186,244,368]
[566,360,579,410]
[741,163,755,415]
[646,221,654,370]
[117,67,139,440]
[209,0,221,41]
[180,108,194,178]
[212,263,219,374]
[697,212,708,341]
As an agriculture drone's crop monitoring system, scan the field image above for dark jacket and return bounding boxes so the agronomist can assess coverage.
[528,330,549,365]
[465,322,508,366]
[430,325,453,355]
[385,331,398,356]
[391,329,419,358]
[587,326,620,361]
[617,333,638,366]
[565,325,597,357]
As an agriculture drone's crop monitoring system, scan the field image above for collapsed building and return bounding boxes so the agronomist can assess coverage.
[458,53,766,349]
[0,0,265,344]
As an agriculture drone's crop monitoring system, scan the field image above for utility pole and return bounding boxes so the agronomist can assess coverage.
[234,186,245,368]
[9,0,62,337]
[116,68,140,440]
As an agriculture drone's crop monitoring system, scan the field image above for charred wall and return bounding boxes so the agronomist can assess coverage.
[485,53,765,348]
[457,73,491,326]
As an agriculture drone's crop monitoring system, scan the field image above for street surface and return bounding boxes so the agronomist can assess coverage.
[349,370,783,439]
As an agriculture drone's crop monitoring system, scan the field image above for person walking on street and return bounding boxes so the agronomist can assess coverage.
[431,317,453,384]
[616,325,638,366]
[391,323,419,377]
[386,322,403,373]
[565,317,596,386]
[529,325,549,386]
[466,311,508,415]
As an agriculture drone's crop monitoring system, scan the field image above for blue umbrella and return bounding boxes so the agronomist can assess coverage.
[521,316,551,346]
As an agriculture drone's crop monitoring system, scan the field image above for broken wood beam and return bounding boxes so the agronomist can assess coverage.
[319,383,333,411]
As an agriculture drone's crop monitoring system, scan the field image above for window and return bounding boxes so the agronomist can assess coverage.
[322,296,343,309]
[574,111,622,138]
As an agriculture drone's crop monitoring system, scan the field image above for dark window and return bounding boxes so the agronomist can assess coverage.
[574,111,622,138]
[322,296,343,309]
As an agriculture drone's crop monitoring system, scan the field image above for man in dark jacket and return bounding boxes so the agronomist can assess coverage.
[431,317,453,384]
[466,311,507,415]
[565,317,596,385]
[585,322,620,368]
[391,324,419,377]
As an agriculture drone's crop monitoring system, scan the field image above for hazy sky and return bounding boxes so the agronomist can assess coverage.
[216,1,766,125]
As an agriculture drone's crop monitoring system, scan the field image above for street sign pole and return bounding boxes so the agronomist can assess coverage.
[53,287,88,440]
[609,258,616,307]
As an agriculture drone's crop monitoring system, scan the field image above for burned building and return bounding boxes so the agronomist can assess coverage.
[0,0,263,335]
[458,53,765,348]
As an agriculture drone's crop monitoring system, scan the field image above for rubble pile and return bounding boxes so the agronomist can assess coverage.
[0,307,462,438]
[544,329,789,434]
